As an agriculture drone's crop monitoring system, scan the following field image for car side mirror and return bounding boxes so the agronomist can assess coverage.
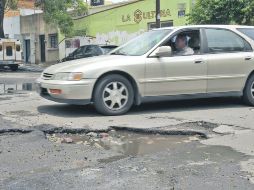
[154,46,172,57]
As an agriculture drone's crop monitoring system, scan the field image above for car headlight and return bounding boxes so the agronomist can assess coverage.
[52,72,83,81]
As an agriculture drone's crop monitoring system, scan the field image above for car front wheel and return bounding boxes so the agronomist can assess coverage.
[93,74,134,115]
[243,74,254,106]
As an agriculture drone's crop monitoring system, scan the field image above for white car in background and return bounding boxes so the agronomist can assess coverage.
[0,38,22,71]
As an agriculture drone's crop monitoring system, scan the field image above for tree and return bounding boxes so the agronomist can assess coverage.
[238,0,254,25]
[35,0,87,37]
[188,0,254,25]
[0,0,18,38]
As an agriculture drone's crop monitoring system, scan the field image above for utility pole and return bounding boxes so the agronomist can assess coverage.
[156,0,160,28]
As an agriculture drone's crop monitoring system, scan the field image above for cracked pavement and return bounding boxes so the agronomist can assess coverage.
[1,72,254,189]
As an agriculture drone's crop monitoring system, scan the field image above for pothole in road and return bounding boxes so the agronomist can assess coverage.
[0,121,215,162]
[46,130,200,158]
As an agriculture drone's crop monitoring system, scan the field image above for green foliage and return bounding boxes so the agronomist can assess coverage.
[0,0,18,38]
[4,0,18,12]
[36,0,88,36]
[71,29,87,37]
[188,0,254,25]
[240,0,254,24]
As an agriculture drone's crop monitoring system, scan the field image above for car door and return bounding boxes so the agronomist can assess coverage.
[145,29,207,96]
[204,28,254,93]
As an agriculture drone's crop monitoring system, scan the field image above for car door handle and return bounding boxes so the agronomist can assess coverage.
[194,60,204,64]
[245,56,252,61]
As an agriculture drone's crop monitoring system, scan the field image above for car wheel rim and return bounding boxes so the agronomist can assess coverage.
[251,81,254,98]
[102,82,129,111]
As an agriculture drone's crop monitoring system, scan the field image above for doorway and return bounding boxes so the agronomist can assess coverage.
[25,39,30,63]
[39,35,46,63]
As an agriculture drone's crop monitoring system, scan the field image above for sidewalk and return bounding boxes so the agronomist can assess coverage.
[18,63,51,72]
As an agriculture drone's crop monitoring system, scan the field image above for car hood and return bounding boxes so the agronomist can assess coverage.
[43,55,138,74]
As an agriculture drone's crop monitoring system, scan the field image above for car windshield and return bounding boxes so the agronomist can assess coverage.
[72,46,85,55]
[102,47,117,54]
[111,29,172,56]
[237,28,254,40]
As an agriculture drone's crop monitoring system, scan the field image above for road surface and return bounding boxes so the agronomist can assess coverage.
[1,72,254,189]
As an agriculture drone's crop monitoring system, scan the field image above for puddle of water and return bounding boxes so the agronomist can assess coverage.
[0,83,35,94]
[22,83,35,91]
[47,131,195,159]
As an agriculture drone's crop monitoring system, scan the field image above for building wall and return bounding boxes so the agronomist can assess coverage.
[3,0,40,39]
[3,16,21,39]
[3,8,42,39]
[77,0,191,41]
[59,0,191,59]
[20,13,59,64]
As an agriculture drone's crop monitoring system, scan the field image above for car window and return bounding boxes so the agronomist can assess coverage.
[16,45,21,52]
[205,29,252,53]
[237,28,254,41]
[164,29,200,56]
[85,46,103,55]
[111,29,172,56]
[6,46,13,56]
[73,46,86,56]
[101,47,116,54]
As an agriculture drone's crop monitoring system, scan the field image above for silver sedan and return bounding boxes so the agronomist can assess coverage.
[36,25,254,115]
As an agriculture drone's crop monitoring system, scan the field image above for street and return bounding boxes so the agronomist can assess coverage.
[2,0,254,189]
[1,72,254,189]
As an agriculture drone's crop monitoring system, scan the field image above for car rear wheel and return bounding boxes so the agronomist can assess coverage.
[243,74,254,106]
[93,74,134,115]
[10,65,18,71]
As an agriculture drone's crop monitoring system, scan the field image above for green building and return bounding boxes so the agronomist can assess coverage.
[59,0,193,59]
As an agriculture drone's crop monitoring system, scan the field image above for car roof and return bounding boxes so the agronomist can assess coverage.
[153,25,254,31]
[100,45,118,48]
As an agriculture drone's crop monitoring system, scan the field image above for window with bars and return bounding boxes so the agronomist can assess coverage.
[49,34,58,48]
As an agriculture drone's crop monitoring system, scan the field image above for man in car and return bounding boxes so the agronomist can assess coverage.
[175,34,194,56]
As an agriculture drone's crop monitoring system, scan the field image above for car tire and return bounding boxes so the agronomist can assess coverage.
[243,74,254,106]
[93,74,134,115]
[10,65,18,71]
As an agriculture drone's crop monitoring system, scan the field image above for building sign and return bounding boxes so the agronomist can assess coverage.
[134,9,142,23]
[91,0,104,6]
[122,9,171,24]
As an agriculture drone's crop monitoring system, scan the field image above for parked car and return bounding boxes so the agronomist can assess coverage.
[60,44,118,62]
[0,38,22,71]
[37,25,254,115]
